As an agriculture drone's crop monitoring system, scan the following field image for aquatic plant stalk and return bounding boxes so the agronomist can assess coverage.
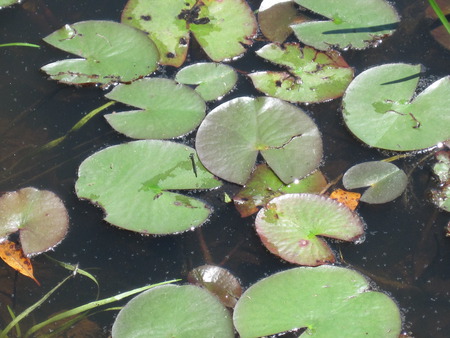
[428,0,450,35]
[0,43,40,48]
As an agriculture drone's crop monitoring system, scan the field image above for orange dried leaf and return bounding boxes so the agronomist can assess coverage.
[0,240,40,286]
[329,189,361,211]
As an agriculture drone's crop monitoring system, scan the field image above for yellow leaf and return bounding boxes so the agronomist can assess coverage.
[0,240,40,286]
[329,189,361,211]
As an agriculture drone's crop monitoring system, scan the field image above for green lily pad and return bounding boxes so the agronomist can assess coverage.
[196,96,323,185]
[233,164,327,217]
[342,63,450,151]
[188,265,242,308]
[249,43,353,103]
[291,0,399,50]
[343,161,408,204]
[175,63,237,101]
[104,78,205,139]
[75,140,222,235]
[431,151,450,212]
[0,187,69,256]
[233,266,402,337]
[112,284,234,337]
[122,0,257,67]
[41,20,159,85]
[0,0,19,7]
[255,193,364,266]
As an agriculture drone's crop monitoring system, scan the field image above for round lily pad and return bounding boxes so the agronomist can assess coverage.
[343,161,408,204]
[75,140,221,235]
[233,265,402,337]
[255,193,364,266]
[0,187,69,256]
[112,284,234,337]
[195,96,323,185]
[41,20,159,85]
[104,78,206,139]
[342,63,450,150]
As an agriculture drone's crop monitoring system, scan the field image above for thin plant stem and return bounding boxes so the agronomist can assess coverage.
[0,43,40,48]
[428,0,450,35]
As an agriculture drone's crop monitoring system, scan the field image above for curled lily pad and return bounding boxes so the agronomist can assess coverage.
[255,193,364,266]
[196,96,323,185]
[75,140,221,235]
[112,284,234,337]
[0,187,69,256]
[233,266,402,337]
[249,43,353,103]
[122,0,257,67]
[342,63,450,150]
[41,20,159,85]
[291,0,400,50]
[104,78,205,139]
[233,164,327,217]
[188,265,242,308]
[175,63,237,101]
[343,161,408,204]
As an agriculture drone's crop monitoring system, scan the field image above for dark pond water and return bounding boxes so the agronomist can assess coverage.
[1,0,450,336]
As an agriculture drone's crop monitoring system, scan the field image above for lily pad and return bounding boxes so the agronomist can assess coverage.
[75,140,222,235]
[122,0,257,67]
[342,63,450,151]
[233,266,402,337]
[104,78,205,139]
[431,151,450,212]
[175,63,237,101]
[188,265,242,308]
[249,43,353,103]
[0,187,69,256]
[255,193,364,266]
[0,0,19,7]
[291,0,399,50]
[233,164,327,217]
[196,96,323,185]
[41,20,159,85]
[343,161,408,204]
[112,284,234,337]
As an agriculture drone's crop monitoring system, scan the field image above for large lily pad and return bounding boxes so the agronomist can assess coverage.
[343,161,408,204]
[112,284,234,337]
[291,0,399,50]
[233,266,402,337]
[175,63,237,101]
[41,20,159,85]
[196,96,323,185]
[104,78,205,139]
[121,0,257,67]
[75,140,222,234]
[249,43,353,103]
[233,164,327,217]
[342,63,450,151]
[255,193,364,266]
[0,187,69,256]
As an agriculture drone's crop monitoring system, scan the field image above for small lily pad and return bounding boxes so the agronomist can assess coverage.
[75,140,221,235]
[343,161,408,204]
[196,96,323,185]
[0,0,20,7]
[41,20,159,85]
[249,43,353,103]
[112,284,234,337]
[342,63,450,150]
[233,164,327,217]
[104,78,205,139]
[255,193,364,266]
[175,63,238,101]
[291,0,400,50]
[0,187,69,256]
[431,151,450,212]
[233,266,402,337]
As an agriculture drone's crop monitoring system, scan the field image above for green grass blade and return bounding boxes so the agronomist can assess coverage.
[0,43,40,48]
[428,0,450,35]
[5,306,21,337]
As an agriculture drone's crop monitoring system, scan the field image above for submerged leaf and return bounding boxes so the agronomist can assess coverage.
[75,140,221,235]
[233,266,402,337]
[255,193,364,266]
[249,43,353,103]
[196,96,323,185]
[104,78,205,139]
[0,240,40,285]
[41,20,159,85]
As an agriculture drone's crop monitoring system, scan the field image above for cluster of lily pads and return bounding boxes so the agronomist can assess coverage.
[2,0,450,336]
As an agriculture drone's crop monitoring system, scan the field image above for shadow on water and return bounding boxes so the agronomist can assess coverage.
[1,0,450,336]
